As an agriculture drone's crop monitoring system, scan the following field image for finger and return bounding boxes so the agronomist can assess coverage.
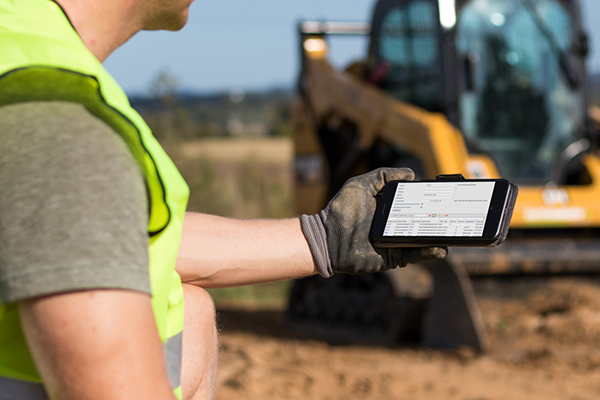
[379,167,415,184]
[402,246,448,266]
[366,167,414,196]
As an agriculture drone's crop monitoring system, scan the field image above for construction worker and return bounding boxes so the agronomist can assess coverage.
[0,0,446,399]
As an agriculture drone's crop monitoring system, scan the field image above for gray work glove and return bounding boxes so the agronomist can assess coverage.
[301,168,447,277]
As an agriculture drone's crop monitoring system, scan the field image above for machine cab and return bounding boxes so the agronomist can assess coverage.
[369,0,590,184]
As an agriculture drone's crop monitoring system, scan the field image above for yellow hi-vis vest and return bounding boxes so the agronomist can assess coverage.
[0,0,189,398]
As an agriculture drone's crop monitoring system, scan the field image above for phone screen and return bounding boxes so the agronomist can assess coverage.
[383,181,496,237]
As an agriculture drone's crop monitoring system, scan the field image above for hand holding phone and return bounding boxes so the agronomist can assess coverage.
[300,168,447,277]
[370,176,518,248]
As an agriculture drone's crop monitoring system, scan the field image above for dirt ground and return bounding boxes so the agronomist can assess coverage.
[214,276,600,400]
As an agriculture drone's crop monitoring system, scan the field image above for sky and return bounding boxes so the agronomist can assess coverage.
[103,0,600,95]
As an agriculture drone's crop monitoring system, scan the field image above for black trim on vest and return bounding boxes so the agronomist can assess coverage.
[0,67,172,237]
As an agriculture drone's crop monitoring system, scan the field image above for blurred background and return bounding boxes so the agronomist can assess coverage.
[104,2,600,399]
[102,0,600,300]
[107,0,600,94]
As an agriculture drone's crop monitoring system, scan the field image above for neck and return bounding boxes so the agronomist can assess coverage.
[55,0,143,62]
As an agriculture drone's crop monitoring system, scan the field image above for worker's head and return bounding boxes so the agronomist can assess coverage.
[142,0,196,31]
[54,0,196,61]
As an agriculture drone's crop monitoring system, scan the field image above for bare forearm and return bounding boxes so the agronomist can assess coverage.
[176,212,317,288]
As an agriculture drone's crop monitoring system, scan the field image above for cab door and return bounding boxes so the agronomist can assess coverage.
[368,0,459,123]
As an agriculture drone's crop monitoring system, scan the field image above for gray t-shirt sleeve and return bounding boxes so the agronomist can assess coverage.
[0,101,151,304]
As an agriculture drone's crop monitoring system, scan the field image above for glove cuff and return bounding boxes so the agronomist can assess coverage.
[299,214,334,278]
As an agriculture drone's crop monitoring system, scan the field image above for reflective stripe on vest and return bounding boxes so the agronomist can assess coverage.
[0,375,47,400]
[0,1,189,397]
[165,332,183,389]
[0,334,183,398]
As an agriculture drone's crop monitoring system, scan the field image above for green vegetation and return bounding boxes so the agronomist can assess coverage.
[132,88,293,141]
[161,139,293,219]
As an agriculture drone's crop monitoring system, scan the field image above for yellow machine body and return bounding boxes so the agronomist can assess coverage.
[288,0,600,352]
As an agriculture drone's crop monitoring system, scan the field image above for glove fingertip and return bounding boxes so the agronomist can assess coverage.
[401,246,448,266]
[425,246,448,260]
[387,167,414,182]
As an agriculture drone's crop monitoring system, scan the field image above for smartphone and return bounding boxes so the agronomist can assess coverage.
[370,178,518,248]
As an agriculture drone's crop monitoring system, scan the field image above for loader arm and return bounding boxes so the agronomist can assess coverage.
[299,29,478,180]
[293,23,490,352]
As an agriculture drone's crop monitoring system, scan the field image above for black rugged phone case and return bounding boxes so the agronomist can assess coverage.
[435,174,518,247]
[489,182,518,247]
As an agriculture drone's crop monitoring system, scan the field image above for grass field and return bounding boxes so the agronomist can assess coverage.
[162,137,295,308]
[164,137,293,219]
